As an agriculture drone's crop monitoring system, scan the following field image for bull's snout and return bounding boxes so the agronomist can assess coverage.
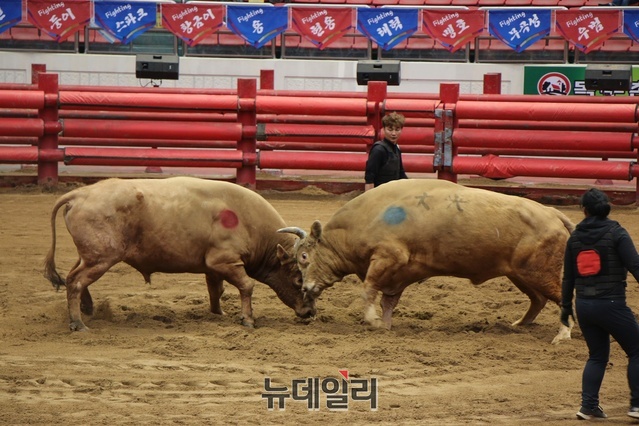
[296,299,317,319]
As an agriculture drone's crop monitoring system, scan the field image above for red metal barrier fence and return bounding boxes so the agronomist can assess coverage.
[0,65,638,204]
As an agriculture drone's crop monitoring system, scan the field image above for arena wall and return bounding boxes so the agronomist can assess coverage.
[0,51,538,94]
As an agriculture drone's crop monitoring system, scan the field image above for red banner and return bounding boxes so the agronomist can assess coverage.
[422,10,485,53]
[27,0,91,42]
[555,10,620,53]
[161,3,224,47]
[291,6,353,50]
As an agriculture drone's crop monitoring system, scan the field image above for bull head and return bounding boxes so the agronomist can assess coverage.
[278,222,327,301]
[277,226,311,268]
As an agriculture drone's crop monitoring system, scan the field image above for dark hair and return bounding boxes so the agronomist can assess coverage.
[382,112,405,129]
[580,188,611,218]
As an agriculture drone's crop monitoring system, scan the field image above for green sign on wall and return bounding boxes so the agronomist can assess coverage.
[524,65,639,96]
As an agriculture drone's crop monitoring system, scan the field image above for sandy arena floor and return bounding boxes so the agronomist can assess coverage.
[1,180,639,425]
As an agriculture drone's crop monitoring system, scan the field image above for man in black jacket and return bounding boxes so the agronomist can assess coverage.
[561,188,639,420]
[364,112,408,191]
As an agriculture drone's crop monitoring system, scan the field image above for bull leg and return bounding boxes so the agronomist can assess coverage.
[204,254,256,327]
[80,288,93,316]
[205,274,225,315]
[508,276,548,326]
[509,276,572,344]
[380,292,403,330]
[66,261,113,331]
[362,250,409,329]
[227,275,255,327]
[362,286,382,328]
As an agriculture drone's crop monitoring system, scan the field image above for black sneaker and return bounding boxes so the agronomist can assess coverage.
[628,407,639,419]
[576,406,607,420]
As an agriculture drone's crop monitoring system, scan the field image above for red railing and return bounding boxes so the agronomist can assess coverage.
[0,66,638,203]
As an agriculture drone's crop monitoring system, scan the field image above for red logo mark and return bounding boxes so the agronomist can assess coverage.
[538,72,571,96]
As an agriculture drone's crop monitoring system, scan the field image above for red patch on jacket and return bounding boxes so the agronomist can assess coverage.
[577,249,601,277]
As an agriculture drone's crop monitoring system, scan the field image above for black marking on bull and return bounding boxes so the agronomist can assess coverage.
[415,192,431,210]
[447,194,466,212]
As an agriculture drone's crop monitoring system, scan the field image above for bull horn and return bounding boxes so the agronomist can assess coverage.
[277,227,307,240]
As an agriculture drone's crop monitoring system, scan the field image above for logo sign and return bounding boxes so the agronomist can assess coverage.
[488,9,551,53]
[161,3,224,47]
[623,8,639,42]
[537,72,572,95]
[94,0,157,45]
[226,5,287,49]
[555,9,621,53]
[422,9,485,53]
[291,6,353,50]
[27,0,91,42]
[262,370,378,411]
[0,0,23,35]
[357,7,418,50]
[525,65,639,96]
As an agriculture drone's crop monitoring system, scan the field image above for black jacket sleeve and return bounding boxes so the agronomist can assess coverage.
[616,227,639,283]
[398,146,408,180]
[364,144,387,184]
[561,239,575,309]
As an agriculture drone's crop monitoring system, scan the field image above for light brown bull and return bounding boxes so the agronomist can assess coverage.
[44,177,315,331]
[280,179,575,344]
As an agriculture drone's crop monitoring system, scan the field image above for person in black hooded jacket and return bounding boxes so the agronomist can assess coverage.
[364,112,408,191]
[561,188,639,421]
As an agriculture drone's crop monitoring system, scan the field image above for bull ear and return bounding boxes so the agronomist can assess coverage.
[311,220,322,241]
[277,227,307,240]
[276,244,290,263]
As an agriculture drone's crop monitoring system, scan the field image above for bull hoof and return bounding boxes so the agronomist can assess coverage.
[365,318,384,329]
[241,318,255,328]
[69,321,89,332]
[551,325,572,345]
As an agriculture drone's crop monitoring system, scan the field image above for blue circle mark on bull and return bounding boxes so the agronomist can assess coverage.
[383,206,406,225]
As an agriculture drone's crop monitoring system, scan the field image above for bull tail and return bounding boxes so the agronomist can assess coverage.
[556,210,576,234]
[43,193,73,291]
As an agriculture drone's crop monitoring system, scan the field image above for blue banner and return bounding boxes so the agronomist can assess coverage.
[0,0,23,34]
[623,9,639,43]
[94,1,157,45]
[356,8,418,50]
[488,9,551,53]
[226,5,287,49]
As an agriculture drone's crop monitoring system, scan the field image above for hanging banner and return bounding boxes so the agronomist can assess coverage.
[94,0,157,45]
[0,0,22,35]
[422,9,485,53]
[356,8,418,50]
[226,5,287,49]
[555,9,620,53]
[623,9,639,42]
[161,3,224,47]
[291,6,353,50]
[27,0,91,41]
[488,9,551,53]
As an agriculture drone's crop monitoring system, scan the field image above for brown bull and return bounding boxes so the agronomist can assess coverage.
[280,179,575,344]
[44,177,315,331]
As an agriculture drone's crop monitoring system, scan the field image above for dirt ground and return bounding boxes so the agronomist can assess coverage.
[1,180,639,425]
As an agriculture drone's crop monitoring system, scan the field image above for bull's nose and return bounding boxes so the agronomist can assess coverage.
[302,282,315,294]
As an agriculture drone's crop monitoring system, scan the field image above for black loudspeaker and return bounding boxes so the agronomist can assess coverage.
[584,64,631,91]
[356,60,401,86]
[136,54,179,80]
